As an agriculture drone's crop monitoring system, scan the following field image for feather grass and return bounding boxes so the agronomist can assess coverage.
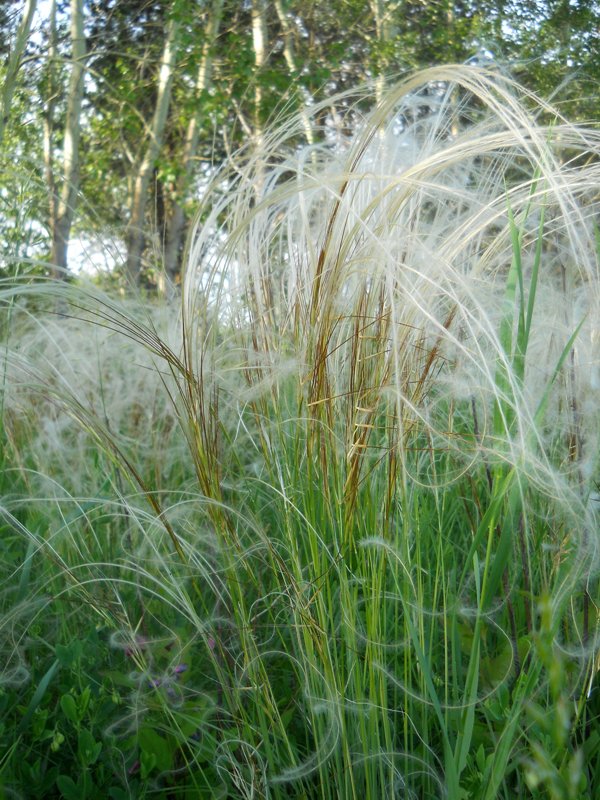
[1,66,599,798]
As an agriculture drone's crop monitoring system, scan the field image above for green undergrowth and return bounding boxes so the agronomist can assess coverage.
[1,66,599,799]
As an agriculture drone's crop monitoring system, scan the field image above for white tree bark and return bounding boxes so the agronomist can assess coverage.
[42,0,58,247]
[369,0,393,104]
[251,0,268,146]
[0,0,37,144]
[164,0,223,282]
[273,0,315,149]
[125,15,179,284]
[51,0,86,276]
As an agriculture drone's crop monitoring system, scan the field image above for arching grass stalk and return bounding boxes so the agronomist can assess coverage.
[453,205,588,792]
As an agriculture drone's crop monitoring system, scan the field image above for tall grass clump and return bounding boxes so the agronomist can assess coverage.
[1,66,599,799]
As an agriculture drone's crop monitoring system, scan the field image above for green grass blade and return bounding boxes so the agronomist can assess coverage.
[524,204,545,344]
[15,536,36,604]
[482,480,523,611]
[16,659,60,734]
[454,623,480,776]
[533,318,585,428]
[482,656,542,800]
[402,599,460,795]
[458,468,515,596]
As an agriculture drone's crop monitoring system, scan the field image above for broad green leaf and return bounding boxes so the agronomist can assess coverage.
[17,659,59,734]
[56,775,81,800]
[60,694,79,726]
[138,726,173,773]
[78,728,102,767]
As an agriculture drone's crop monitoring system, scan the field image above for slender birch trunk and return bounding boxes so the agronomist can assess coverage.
[251,0,267,147]
[448,3,459,139]
[125,15,179,284]
[249,0,269,207]
[0,0,37,144]
[51,0,86,276]
[370,0,393,104]
[42,0,58,248]
[273,0,314,148]
[163,0,223,282]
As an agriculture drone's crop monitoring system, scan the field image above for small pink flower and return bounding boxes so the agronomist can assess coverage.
[173,663,188,675]
[207,637,216,651]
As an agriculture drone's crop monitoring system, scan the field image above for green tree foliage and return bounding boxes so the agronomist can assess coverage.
[1,0,598,284]
[479,0,600,119]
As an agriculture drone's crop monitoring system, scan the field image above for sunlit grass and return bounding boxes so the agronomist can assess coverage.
[1,66,599,799]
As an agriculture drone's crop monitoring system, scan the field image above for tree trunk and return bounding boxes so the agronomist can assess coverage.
[250,0,269,203]
[273,0,315,149]
[251,0,268,147]
[370,0,393,104]
[163,0,223,283]
[43,0,58,249]
[125,15,179,285]
[50,0,86,277]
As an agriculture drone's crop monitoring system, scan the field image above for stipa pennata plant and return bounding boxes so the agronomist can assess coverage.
[1,66,599,799]
[189,65,599,486]
[183,65,600,796]
[2,300,188,495]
